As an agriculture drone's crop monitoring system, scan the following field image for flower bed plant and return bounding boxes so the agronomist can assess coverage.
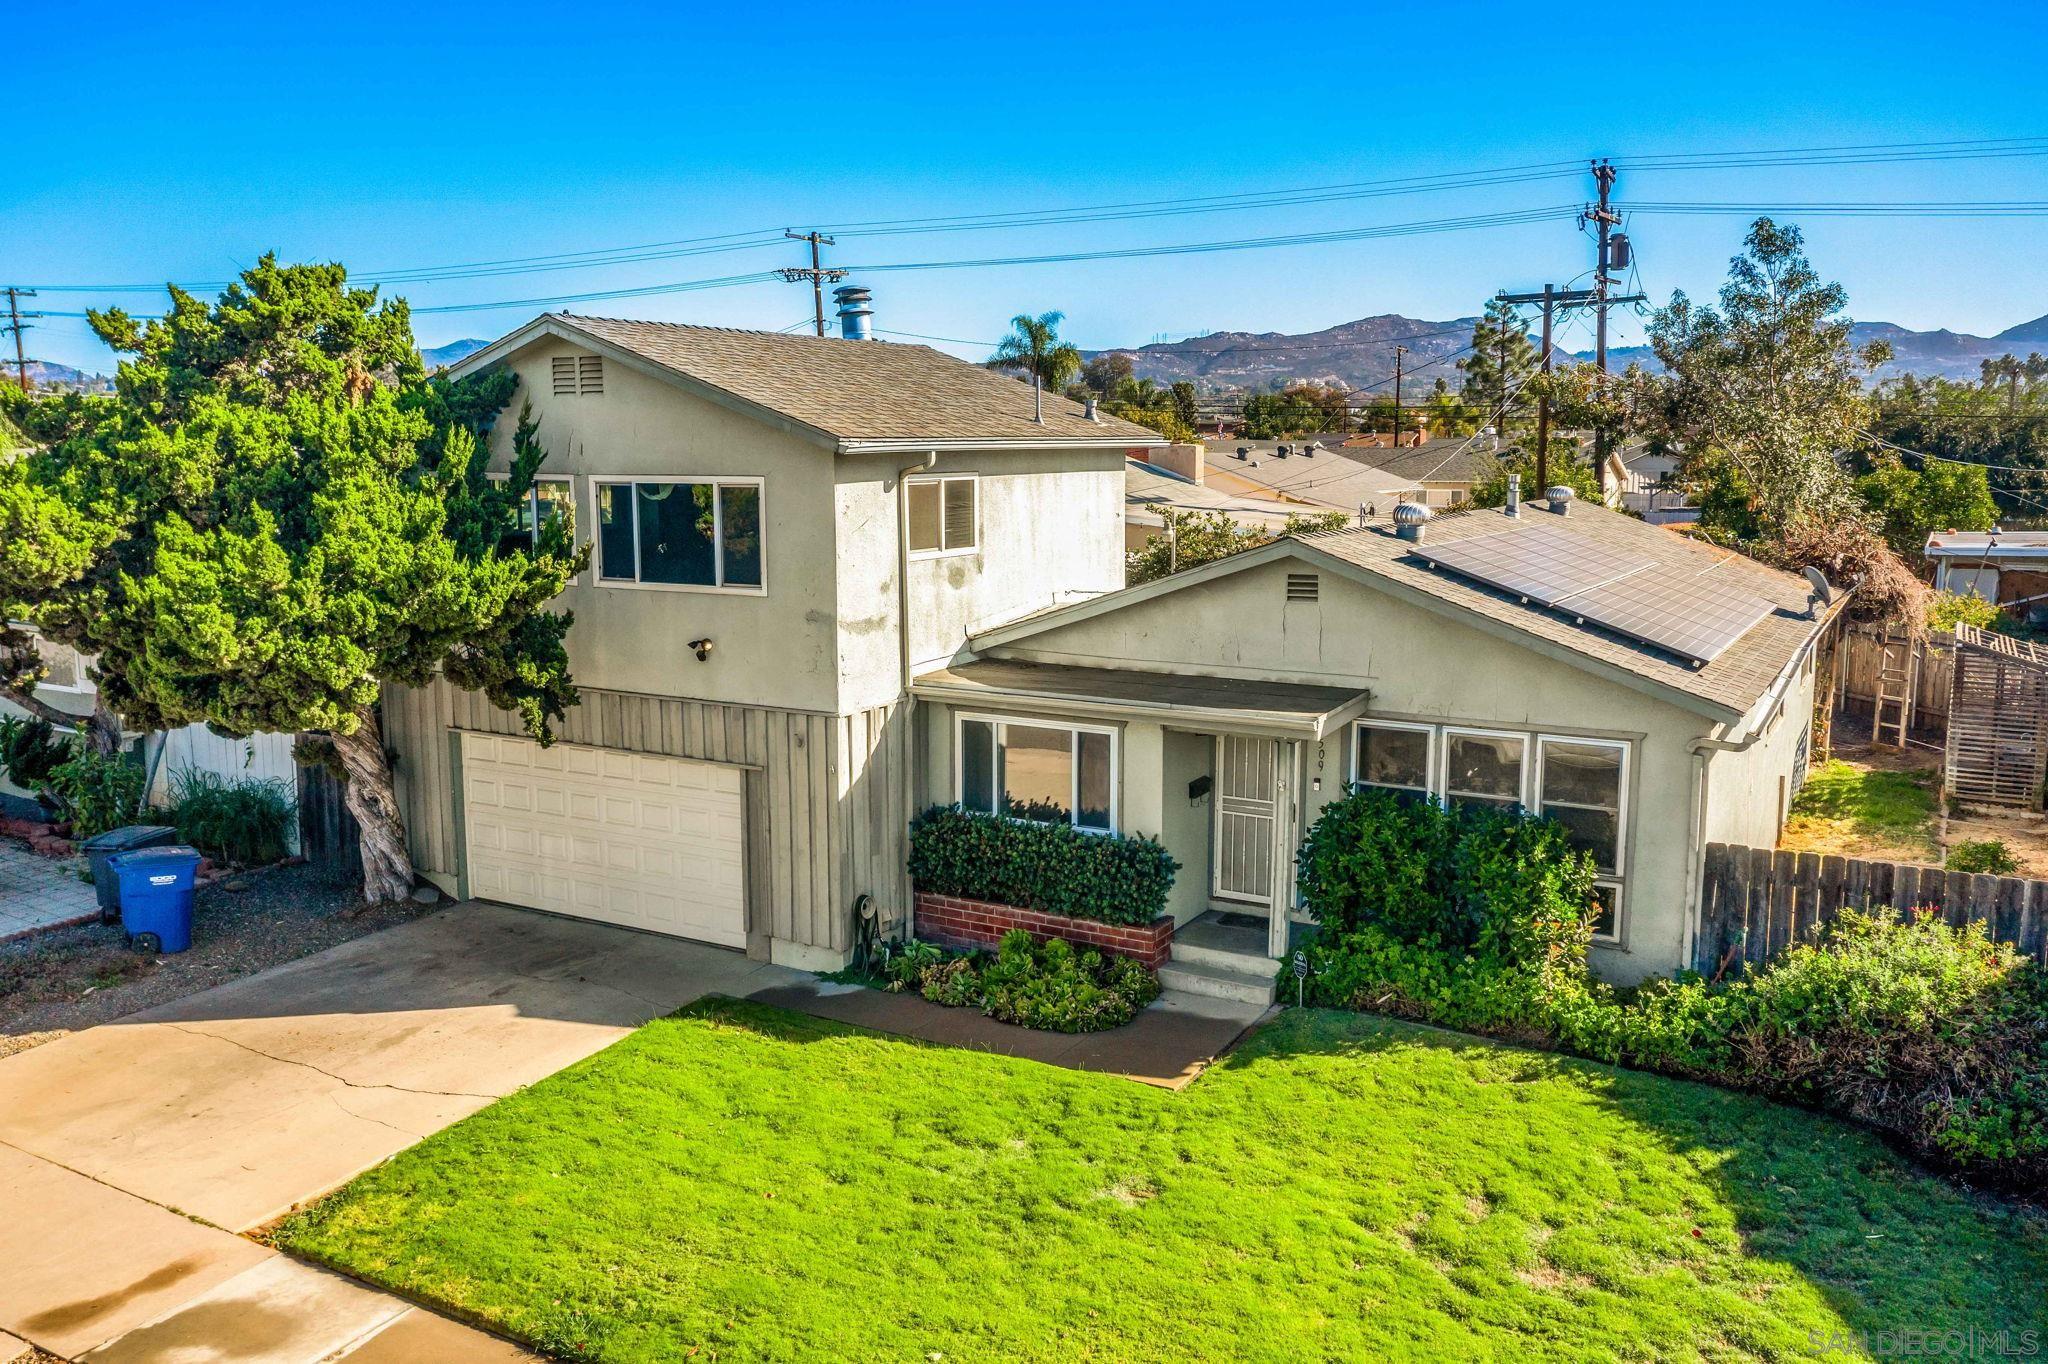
[1292,787,2048,1194]
[908,805,1178,927]
[885,929,1162,1032]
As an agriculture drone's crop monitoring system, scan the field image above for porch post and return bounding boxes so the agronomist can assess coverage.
[1268,739,1301,959]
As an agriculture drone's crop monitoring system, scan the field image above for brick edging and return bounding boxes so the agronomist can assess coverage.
[912,890,1175,969]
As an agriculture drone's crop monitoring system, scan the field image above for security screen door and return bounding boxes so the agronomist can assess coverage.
[1213,735,1279,905]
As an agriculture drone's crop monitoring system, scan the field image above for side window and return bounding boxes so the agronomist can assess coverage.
[908,475,977,556]
[1536,736,1628,942]
[1442,729,1526,810]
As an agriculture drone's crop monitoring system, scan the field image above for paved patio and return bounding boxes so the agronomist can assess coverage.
[0,837,97,942]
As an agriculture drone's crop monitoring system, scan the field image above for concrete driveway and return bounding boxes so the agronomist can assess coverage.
[0,901,799,1361]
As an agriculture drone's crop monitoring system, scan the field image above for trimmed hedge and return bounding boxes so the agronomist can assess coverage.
[908,805,1178,927]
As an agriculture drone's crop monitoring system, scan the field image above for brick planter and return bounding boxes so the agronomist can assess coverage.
[913,890,1175,969]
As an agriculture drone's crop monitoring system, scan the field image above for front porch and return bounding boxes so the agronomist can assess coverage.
[912,657,1367,996]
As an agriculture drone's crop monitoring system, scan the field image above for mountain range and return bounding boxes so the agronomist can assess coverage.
[1103,312,2048,395]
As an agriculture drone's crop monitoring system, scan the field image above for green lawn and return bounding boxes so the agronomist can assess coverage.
[1781,758,1941,860]
[277,1001,2048,1363]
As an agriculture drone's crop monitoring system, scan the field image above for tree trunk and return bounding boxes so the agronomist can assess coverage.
[327,706,415,905]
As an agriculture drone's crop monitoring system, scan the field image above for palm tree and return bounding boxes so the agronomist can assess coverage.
[988,312,1082,393]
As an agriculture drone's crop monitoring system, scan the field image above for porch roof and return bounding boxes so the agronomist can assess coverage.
[911,658,1370,740]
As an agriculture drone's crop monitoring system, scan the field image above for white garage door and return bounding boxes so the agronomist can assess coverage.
[459,732,747,947]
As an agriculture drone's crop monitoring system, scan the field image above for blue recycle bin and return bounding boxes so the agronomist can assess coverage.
[109,845,202,954]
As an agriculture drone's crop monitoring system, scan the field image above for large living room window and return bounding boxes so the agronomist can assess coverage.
[956,714,1115,832]
[1350,719,1630,944]
[595,478,763,591]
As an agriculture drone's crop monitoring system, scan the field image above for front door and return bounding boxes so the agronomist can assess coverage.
[1212,735,1279,905]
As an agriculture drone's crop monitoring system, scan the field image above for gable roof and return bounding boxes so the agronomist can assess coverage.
[450,313,1168,453]
[976,501,1838,722]
[1125,459,1299,531]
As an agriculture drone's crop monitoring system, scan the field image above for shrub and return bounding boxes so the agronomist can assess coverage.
[1947,838,2020,875]
[45,739,147,839]
[884,930,1161,1032]
[1298,908,2048,1193]
[1927,590,2007,634]
[1295,787,1599,960]
[0,714,70,792]
[168,768,297,866]
[908,805,1178,926]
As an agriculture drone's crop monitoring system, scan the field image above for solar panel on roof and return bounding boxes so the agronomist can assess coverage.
[1415,522,1774,666]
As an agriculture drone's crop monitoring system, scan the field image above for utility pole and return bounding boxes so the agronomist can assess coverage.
[1499,284,1604,494]
[1585,160,1622,497]
[3,287,37,392]
[776,231,847,337]
[1390,345,1406,447]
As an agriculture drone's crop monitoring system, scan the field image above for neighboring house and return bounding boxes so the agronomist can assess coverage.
[1924,531,2048,622]
[0,633,298,834]
[1614,445,1698,524]
[1327,439,1502,510]
[1124,456,1300,550]
[914,498,1835,986]
[389,312,1165,969]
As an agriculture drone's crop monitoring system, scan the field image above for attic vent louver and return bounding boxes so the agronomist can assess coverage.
[1286,572,1319,602]
[552,354,604,395]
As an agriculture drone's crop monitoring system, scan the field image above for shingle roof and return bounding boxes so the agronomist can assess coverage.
[1125,459,1299,530]
[1346,441,1502,485]
[1297,503,1833,716]
[539,314,1165,446]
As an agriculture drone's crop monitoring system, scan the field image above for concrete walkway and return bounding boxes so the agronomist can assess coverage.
[0,838,97,943]
[0,902,802,1361]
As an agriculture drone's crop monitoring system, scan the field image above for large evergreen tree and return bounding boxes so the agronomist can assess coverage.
[1647,218,1890,536]
[12,258,585,902]
[1458,298,1539,438]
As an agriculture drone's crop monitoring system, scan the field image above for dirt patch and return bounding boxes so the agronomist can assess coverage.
[0,861,435,1059]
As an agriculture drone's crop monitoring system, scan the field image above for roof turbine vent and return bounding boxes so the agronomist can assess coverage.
[1544,485,1575,516]
[832,284,874,341]
[1393,500,1433,544]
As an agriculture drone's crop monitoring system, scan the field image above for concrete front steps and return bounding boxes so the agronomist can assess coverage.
[1158,929,1279,1006]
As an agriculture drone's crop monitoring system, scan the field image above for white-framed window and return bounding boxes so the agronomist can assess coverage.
[955,713,1116,833]
[1351,720,1433,796]
[594,477,764,593]
[19,634,89,694]
[907,475,977,556]
[487,474,575,555]
[1349,719,1632,943]
[1535,735,1629,943]
[1441,727,1527,810]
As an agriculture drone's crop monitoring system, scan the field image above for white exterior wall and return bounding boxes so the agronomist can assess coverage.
[964,555,1747,983]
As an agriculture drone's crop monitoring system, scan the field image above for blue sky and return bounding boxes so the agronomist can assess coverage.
[13,0,2048,372]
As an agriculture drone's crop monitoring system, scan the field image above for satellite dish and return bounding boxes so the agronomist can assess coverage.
[1803,566,1833,605]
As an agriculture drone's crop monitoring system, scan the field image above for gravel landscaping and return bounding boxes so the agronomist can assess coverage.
[0,860,438,1058]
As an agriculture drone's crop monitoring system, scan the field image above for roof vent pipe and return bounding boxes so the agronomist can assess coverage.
[832,285,874,341]
[1545,485,1575,516]
[1084,397,1100,422]
[1393,500,1433,544]
[1506,472,1521,518]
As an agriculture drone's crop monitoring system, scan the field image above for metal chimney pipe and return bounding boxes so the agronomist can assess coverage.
[1506,473,1521,517]
[832,285,873,341]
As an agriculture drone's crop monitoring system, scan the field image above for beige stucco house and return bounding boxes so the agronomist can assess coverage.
[390,312,1830,995]
[388,313,1164,969]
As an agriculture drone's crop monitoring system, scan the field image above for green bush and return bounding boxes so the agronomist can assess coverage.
[168,768,297,866]
[1298,909,2048,1193]
[1295,787,1599,960]
[908,805,1178,926]
[1947,838,2020,875]
[0,714,70,792]
[44,740,146,839]
[885,930,1161,1032]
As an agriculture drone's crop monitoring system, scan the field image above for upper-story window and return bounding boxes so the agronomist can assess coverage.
[908,475,976,556]
[595,478,764,592]
[488,474,574,556]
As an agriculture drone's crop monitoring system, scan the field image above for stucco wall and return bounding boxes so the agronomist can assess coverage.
[832,448,1126,714]
[1703,651,1818,850]
[979,553,1734,982]
[483,336,844,714]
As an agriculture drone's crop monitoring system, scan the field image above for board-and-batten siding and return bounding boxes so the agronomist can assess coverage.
[382,676,913,954]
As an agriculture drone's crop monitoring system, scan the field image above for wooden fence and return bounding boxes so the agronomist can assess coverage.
[1695,842,2048,976]
[1834,625,1954,733]
[296,753,360,872]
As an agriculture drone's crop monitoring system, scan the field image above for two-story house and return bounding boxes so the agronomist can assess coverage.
[387,313,1164,969]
